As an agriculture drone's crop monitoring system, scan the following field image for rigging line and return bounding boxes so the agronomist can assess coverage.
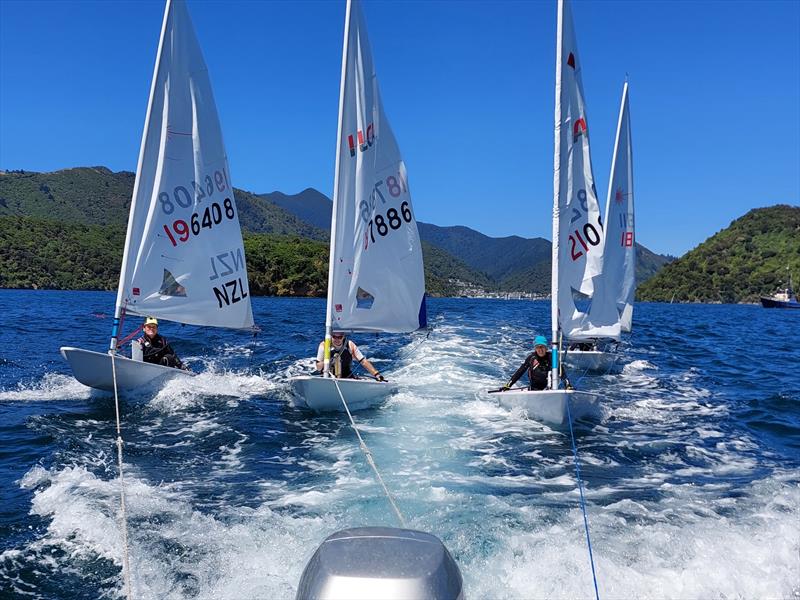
[565,398,600,600]
[117,325,143,348]
[396,324,435,360]
[331,377,406,528]
[110,352,133,600]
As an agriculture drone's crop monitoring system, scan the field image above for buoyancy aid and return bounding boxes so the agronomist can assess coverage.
[330,338,354,378]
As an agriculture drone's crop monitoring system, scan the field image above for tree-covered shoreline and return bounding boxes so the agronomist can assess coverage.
[0,216,483,297]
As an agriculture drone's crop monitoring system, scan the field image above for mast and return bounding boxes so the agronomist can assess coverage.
[109,0,172,354]
[323,0,353,377]
[551,0,564,390]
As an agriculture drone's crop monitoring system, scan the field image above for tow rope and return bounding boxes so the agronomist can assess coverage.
[110,349,133,599]
[565,398,600,600]
[331,377,406,528]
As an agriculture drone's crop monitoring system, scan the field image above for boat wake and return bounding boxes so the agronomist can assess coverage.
[2,299,799,598]
[0,372,93,402]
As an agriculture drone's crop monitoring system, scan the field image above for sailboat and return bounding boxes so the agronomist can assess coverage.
[493,0,618,426]
[566,80,635,373]
[296,3,462,590]
[61,0,255,392]
[289,0,427,412]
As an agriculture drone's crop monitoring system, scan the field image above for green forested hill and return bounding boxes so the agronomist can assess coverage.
[422,241,494,296]
[0,168,328,239]
[0,216,125,290]
[0,167,491,295]
[0,215,328,295]
[638,205,800,303]
[1,216,482,297]
[0,167,134,225]
[1,166,683,297]
[244,235,328,296]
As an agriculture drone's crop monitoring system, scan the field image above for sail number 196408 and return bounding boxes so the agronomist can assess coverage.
[158,168,230,215]
[163,199,236,247]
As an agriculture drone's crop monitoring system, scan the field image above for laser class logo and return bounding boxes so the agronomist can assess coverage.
[573,117,587,143]
[347,123,374,157]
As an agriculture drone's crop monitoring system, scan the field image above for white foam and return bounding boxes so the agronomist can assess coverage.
[7,308,800,598]
[0,372,93,402]
[146,369,276,413]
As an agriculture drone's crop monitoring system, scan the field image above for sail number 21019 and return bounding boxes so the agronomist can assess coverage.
[569,221,601,260]
[568,188,602,261]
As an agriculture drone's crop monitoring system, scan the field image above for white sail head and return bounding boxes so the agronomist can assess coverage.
[115,0,254,330]
[328,0,427,333]
[553,0,620,341]
[600,82,635,333]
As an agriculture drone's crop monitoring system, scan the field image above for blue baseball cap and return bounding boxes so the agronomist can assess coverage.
[534,335,548,347]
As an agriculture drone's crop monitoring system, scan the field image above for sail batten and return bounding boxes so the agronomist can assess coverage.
[327,0,426,334]
[114,0,254,332]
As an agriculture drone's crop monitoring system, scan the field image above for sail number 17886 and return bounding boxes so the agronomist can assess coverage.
[364,201,413,249]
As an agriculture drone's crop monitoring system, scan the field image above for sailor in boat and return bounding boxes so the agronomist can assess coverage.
[137,317,189,371]
[501,335,571,391]
[315,332,385,381]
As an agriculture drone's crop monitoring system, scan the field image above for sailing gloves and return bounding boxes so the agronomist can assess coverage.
[375,372,386,382]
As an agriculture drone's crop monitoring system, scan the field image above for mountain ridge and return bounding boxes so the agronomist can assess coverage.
[637,205,800,303]
[1,166,674,295]
[256,184,673,289]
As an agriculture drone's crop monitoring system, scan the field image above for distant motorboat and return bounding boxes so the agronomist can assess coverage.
[760,272,800,309]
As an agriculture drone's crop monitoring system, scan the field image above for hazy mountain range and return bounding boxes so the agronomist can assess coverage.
[266,187,672,291]
[0,166,675,294]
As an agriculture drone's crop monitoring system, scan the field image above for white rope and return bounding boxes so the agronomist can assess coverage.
[331,377,406,528]
[110,351,133,599]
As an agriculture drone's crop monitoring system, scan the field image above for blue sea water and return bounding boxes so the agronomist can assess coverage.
[0,289,798,599]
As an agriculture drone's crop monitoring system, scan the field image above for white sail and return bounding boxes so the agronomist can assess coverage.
[114,0,254,330]
[601,82,635,332]
[553,0,619,341]
[327,0,426,333]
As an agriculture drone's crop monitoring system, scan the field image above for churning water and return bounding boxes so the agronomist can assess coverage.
[1,290,798,598]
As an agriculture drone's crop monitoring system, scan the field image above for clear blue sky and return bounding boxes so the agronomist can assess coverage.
[1,0,798,256]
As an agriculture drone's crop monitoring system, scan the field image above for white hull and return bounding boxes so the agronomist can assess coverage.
[492,388,600,427]
[289,375,397,412]
[565,350,620,373]
[60,346,193,392]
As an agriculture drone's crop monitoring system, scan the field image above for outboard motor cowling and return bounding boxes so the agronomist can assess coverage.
[296,527,464,600]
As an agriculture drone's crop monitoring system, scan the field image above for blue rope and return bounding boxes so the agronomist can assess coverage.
[565,397,600,600]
